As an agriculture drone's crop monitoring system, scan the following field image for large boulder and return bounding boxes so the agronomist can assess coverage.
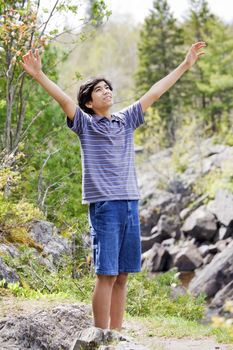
[173,243,203,271]
[210,280,233,310]
[71,327,148,350]
[141,230,161,253]
[207,189,233,227]
[181,206,217,242]
[28,220,70,264]
[0,304,92,350]
[141,243,170,272]
[189,240,233,298]
[0,305,149,350]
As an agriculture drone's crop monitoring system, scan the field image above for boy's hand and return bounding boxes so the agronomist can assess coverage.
[183,41,206,69]
[21,48,42,78]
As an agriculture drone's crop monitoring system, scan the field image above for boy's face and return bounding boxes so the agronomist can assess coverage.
[86,81,113,112]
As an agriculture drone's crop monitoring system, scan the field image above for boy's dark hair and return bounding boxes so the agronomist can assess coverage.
[77,77,113,114]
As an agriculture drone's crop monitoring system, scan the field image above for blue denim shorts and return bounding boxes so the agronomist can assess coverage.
[89,200,141,275]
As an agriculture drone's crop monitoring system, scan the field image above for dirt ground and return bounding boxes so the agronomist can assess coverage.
[0,296,233,350]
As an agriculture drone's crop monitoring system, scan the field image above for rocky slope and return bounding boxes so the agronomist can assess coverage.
[137,138,233,314]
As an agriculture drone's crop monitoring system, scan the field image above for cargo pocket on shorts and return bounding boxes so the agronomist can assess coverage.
[90,225,97,266]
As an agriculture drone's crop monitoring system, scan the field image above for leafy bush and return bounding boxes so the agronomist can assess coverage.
[127,271,205,321]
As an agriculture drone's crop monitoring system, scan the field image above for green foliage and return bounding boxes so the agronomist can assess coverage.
[134,107,167,151]
[193,158,233,199]
[127,271,205,321]
[2,246,94,301]
[135,0,185,144]
[212,301,233,343]
[0,166,45,248]
[171,118,204,174]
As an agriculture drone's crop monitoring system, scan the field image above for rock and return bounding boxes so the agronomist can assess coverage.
[29,220,70,264]
[170,284,187,299]
[0,304,92,350]
[179,194,208,221]
[161,238,175,249]
[173,244,203,271]
[198,245,210,258]
[0,244,19,258]
[189,240,233,298]
[203,254,214,265]
[141,231,160,253]
[142,243,170,272]
[0,304,149,350]
[140,191,182,236]
[71,327,149,350]
[210,281,233,309]
[181,206,217,242]
[207,189,233,226]
[217,226,229,241]
[225,221,233,238]
[71,327,104,350]
[157,215,179,240]
[215,239,231,252]
[0,257,19,284]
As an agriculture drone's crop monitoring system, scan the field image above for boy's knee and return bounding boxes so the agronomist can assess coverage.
[97,274,117,286]
[115,273,128,287]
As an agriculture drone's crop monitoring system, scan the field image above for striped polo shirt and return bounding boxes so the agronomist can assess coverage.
[67,101,144,203]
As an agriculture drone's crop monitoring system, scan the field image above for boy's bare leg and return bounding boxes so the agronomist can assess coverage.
[92,275,116,329]
[110,273,128,330]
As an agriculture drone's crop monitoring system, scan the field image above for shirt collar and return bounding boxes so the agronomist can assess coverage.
[92,114,120,123]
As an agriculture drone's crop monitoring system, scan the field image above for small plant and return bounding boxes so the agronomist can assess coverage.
[212,301,233,342]
[127,271,205,321]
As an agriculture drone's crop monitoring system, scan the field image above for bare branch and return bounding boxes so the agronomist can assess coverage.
[39,0,60,40]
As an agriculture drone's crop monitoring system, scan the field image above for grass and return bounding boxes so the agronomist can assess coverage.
[1,259,233,345]
[126,314,233,344]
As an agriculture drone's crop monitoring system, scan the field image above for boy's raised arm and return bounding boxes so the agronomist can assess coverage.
[21,49,76,121]
[139,41,206,113]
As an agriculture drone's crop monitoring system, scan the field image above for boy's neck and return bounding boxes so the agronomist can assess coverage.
[93,107,111,120]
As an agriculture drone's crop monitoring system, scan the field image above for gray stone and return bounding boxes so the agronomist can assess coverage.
[174,244,203,271]
[142,243,170,272]
[189,240,233,298]
[215,239,230,252]
[210,280,233,309]
[203,254,214,265]
[0,244,19,258]
[182,206,217,242]
[29,220,70,264]
[157,215,179,240]
[0,257,19,284]
[0,304,92,350]
[141,231,160,253]
[198,245,210,257]
[218,226,229,240]
[207,190,233,226]
[71,327,104,349]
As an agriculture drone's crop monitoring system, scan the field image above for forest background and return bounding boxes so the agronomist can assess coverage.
[1,0,233,342]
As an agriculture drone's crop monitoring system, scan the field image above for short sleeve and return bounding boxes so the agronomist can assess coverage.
[66,106,88,135]
[121,101,145,130]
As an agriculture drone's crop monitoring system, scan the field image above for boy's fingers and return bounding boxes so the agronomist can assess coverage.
[35,48,39,60]
[193,41,206,46]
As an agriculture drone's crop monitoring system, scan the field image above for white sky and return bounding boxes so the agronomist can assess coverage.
[104,0,233,24]
[39,0,233,32]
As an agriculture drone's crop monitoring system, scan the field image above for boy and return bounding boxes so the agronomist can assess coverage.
[21,41,205,330]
